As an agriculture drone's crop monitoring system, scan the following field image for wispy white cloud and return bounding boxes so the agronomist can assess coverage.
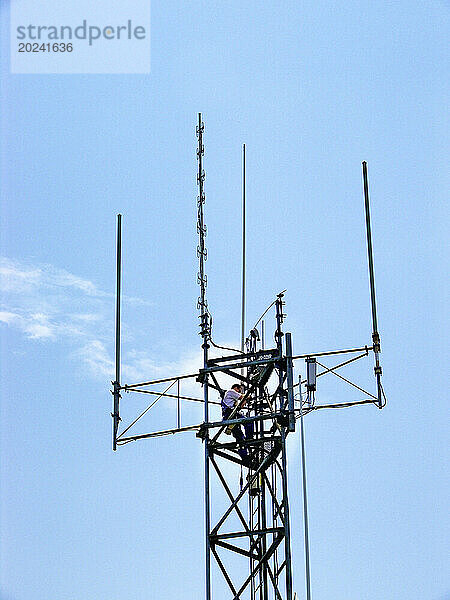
[0,310,20,324]
[0,256,151,315]
[0,257,239,415]
[0,258,107,336]
[0,309,56,339]
[69,312,103,323]
[0,257,157,378]
[122,348,203,383]
[0,257,245,438]
[77,341,205,390]
[78,340,115,378]
[0,258,102,297]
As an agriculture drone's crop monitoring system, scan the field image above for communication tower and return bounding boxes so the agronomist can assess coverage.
[111,114,386,600]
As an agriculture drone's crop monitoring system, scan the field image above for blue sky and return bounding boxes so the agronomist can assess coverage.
[1,1,449,599]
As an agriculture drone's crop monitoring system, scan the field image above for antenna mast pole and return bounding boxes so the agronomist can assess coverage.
[197,113,212,600]
[241,143,246,353]
[112,213,122,451]
[362,162,383,407]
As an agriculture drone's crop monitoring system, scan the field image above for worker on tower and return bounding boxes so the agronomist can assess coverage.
[222,384,254,463]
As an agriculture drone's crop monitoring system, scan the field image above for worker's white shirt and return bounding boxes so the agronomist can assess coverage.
[222,389,240,409]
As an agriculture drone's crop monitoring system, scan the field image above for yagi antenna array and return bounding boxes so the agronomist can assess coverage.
[110,114,386,600]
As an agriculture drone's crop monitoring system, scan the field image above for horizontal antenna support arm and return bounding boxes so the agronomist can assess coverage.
[122,372,199,390]
[292,345,372,360]
[125,387,221,406]
[293,351,369,389]
[117,423,200,443]
[116,412,284,445]
[306,399,374,411]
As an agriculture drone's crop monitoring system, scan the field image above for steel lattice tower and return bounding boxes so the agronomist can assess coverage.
[111,114,386,600]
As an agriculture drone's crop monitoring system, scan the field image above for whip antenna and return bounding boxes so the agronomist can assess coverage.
[241,143,246,353]
[362,161,383,407]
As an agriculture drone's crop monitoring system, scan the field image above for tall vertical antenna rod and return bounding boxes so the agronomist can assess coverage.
[196,113,211,600]
[197,115,208,343]
[112,213,122,451]
[362,161,383,408]
[241,143,246,353]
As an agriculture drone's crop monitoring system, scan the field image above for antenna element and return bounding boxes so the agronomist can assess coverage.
[112,213,122,451]
[362,162,383,408]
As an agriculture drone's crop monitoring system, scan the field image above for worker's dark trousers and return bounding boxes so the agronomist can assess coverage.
[222,406,254,459]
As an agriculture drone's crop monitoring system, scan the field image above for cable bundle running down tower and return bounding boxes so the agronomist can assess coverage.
[110,114,386,600]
